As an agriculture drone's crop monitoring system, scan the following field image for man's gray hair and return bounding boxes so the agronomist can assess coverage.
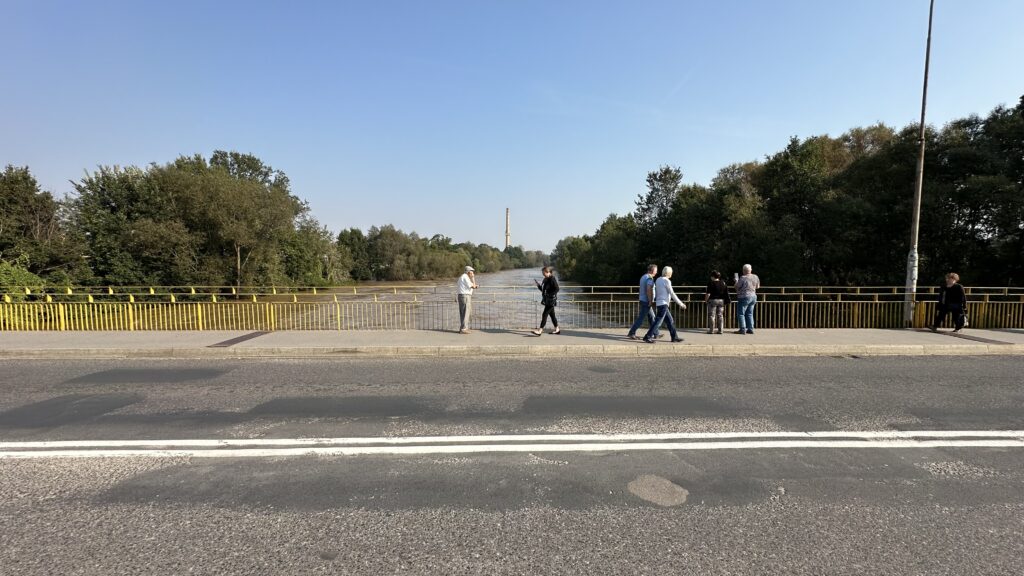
[662,266,673,277]
[742,264,753,274]
[647,264,658,273]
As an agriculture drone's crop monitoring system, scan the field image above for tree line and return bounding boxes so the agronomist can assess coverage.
[0,151,545,288]
[553,96,1024,287]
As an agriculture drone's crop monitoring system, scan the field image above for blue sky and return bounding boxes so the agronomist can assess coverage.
[4,0,1023,252]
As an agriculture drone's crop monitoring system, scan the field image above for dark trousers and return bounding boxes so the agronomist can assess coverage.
[628,301,657,336]
[644,305,677,340]
[933,305,965,330]
[540,304,558,328]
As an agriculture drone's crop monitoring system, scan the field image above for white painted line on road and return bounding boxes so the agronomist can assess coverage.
[2,430,1023,450]
[0,437,1022,459]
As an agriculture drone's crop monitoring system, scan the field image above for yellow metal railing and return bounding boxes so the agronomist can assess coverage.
[2,299,1023,331]
[5,284,1024,302]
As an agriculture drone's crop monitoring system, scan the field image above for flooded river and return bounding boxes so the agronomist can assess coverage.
[306,268,639,331]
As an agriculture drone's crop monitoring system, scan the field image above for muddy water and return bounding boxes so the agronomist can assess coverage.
[426,268,579,330]
[436,268,566,297]
[294,269,631,331]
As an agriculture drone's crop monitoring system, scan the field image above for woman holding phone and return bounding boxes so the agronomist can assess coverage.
[532,266,561,335]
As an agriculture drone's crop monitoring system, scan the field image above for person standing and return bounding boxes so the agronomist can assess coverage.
[704,270,730,334]
[643,266,686,343]
[930,272,967,333]
[531,266,561,335]
[734,264,760,334]
[456,266,478,334]
[627,264,659,340]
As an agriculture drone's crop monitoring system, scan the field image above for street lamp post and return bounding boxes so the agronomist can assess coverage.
[903,0,936,327]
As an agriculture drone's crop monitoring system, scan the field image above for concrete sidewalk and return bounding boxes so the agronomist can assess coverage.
[2,328,1023,359]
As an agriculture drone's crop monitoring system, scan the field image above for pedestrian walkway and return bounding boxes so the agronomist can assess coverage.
[2,328,1023,359]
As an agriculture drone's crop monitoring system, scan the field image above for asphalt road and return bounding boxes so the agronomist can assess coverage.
[1,357,1022,575]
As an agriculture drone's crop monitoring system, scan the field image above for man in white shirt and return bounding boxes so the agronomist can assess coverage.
[456,266,478,334]
[643,266,687,343]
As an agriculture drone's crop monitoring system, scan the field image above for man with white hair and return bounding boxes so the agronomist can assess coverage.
[456,266,478,334]
[642,266,687,343]
[734,263,761,334]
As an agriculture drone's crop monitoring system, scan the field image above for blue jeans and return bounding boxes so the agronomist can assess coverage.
[644,305,677,341]
[628,301,657,336]
[737,296,756,331]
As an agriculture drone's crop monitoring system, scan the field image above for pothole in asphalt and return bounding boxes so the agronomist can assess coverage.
[627,475,689,507]
[317,550,339,561]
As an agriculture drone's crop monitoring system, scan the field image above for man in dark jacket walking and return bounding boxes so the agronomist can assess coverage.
[930,272,968,333]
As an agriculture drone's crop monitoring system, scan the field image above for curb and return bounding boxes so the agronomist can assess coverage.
[1,343,1023,359]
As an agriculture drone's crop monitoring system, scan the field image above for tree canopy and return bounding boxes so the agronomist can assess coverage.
[554,96,1024,287]
[1,151,546,287]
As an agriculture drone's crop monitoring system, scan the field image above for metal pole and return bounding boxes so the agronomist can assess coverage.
[903,0,935,327]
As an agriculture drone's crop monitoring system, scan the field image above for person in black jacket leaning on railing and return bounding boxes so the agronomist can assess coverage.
[532,266,561,335]
[930,272,968,333]
[704,270,731,334]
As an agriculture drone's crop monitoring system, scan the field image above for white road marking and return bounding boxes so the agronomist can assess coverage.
[0,431,1021,459]
[2,430,1022,449]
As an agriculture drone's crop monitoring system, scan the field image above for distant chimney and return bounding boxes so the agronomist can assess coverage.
[505,208,511,249]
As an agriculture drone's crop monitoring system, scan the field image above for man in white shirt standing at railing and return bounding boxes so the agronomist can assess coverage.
[457,266,478,334]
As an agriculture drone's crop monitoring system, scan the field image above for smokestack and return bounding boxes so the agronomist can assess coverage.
[505,208,511,249]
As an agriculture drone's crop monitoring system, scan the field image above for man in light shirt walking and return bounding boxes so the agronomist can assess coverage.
[626,264,659,340]
[643,266,687,343]
[456,266,478,334]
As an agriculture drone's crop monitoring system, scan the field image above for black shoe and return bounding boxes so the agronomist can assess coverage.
[716,329,722,334]
[953,328,961,333]
[642,337,655,344]
[734,330,746,334]
[746,329,754,334]
[707,330,714,335]
[671,338,684,343]
[929,326,938,332]
[627,334,638,340]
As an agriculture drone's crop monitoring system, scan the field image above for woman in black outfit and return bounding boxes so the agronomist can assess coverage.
[704,270,731,334]
[930,272,968,333]
[532,266,561,335]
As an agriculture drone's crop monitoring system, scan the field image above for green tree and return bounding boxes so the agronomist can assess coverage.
[551,235,592,281]
[283,217,350,285]
[337,228,372,281]
[0,259,47,298]
[70,165,170,285]
[634,166,684,271]
[70,152,306,287]
[0,165,88,283]
[634,165,683,231]
[573,214,639,284]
